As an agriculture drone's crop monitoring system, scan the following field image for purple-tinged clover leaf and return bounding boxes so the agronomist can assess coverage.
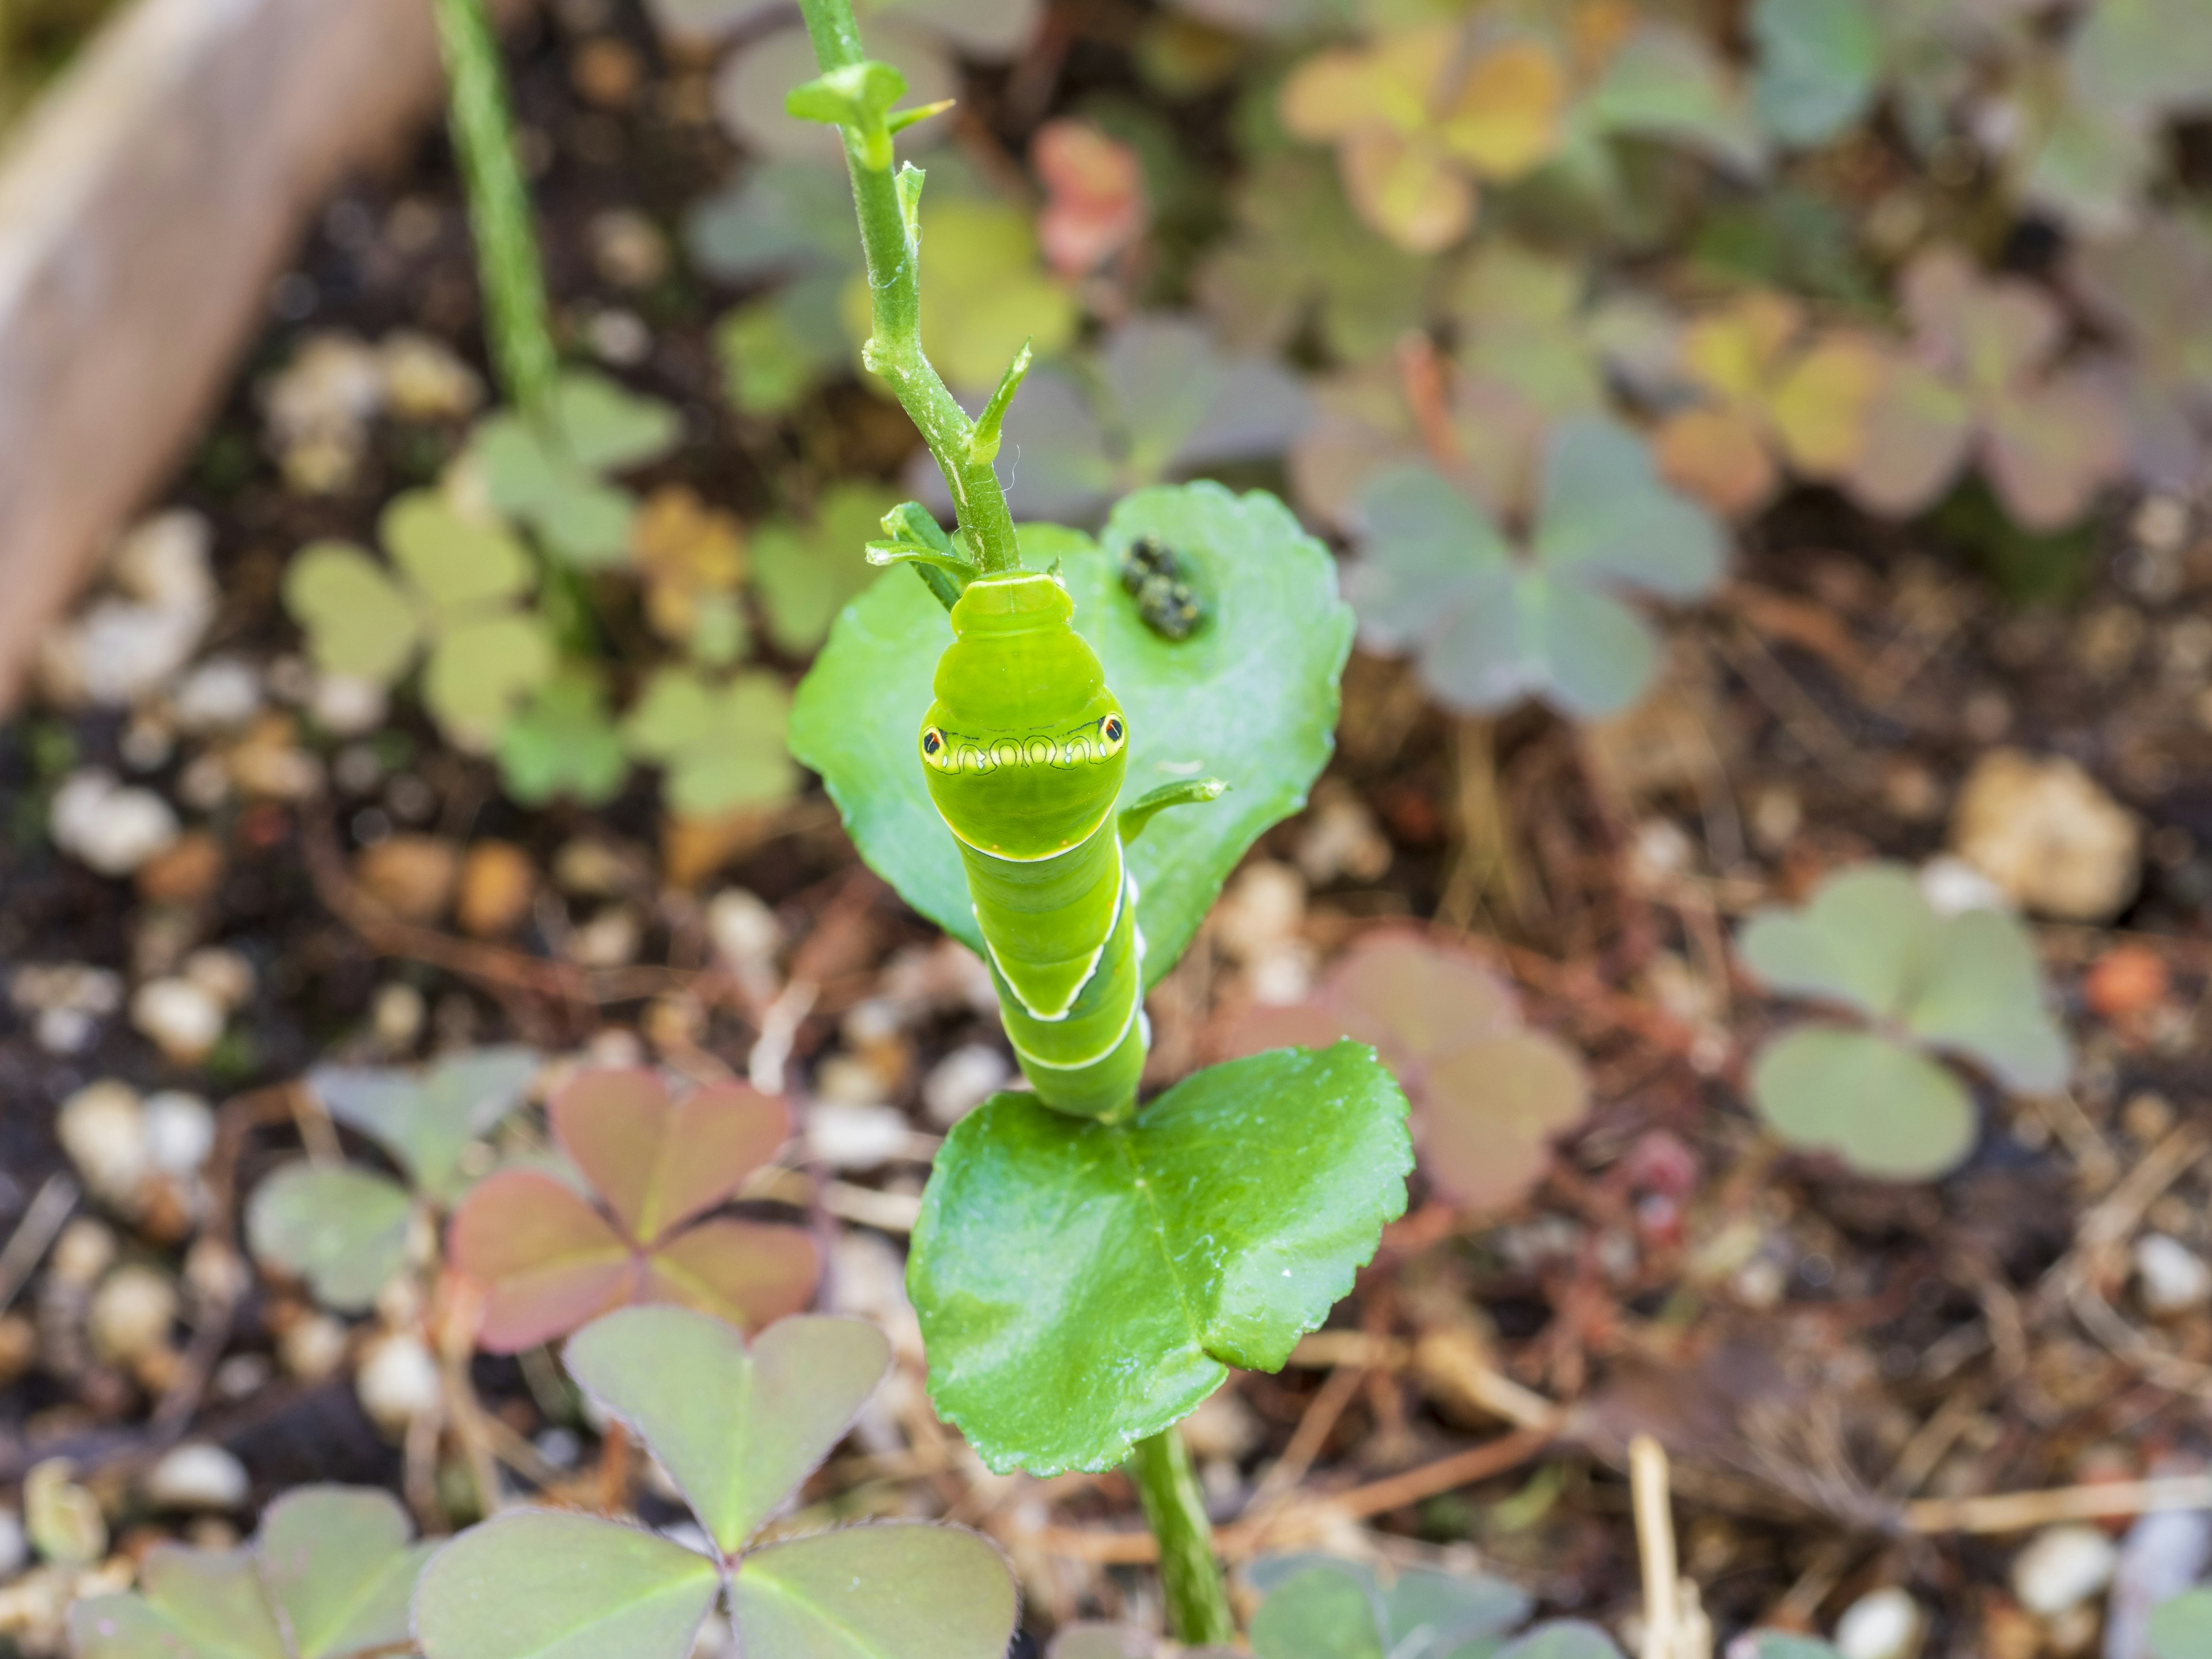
[1346,416,1725,720]
[411,1307,1018,1659]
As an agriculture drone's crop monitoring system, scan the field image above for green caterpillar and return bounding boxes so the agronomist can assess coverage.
[919,567,1215,1119]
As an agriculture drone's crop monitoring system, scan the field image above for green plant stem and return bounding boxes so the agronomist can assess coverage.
[1129,1426,1236,1644]
[793,0,1022,575]
[429,0,593,654]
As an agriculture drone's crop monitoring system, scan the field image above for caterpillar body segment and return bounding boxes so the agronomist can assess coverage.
[921,570,1143,1119]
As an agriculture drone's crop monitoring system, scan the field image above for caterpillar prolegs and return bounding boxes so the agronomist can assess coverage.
[918,569,1185,1119]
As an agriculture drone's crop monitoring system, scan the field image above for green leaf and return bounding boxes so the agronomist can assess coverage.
[622,668,798,820]
[1581,24,1767,175]
[498,672,631,809]
[790,483,1353,990]
[549,371,683,474]
[381,493,536,616]
[1736,863,2069,1090]
[473,414,640,569]
[2150,1588,2212,1659]
[282,541,422,685]
[564,1309,889,1556]
[715,276,852,417]
[786,59,910,156]
[1749,0,1881,147]
[412,1510,722,1659]
[421,612,557,752]
[1388,1567,1532,1657]
[308,1045,539,1202]
[245,1165,415,1313]
[729,1523,1019,1658]
[74,1549,286,1659]
[1749,1026,1978,1180]
[256,1486,434,1659]
[1251,1562,1387,1659]
[909,1041,1411,1474]
[1493,1623,1624,1659]
[686,162,861,286]
[1745,1637,1847,1659]
[752,483,907,654]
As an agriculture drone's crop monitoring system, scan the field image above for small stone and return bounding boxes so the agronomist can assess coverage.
[2010,1522,2119,1615]
[135,832,226,906]
[2134,495,2191,556]
[118,715,175,772]
[50,770,180,877]
[37,514,217,707]
[1181,1385,1262,1462]
[371,983,426,1050]
[573,38,645,108]
[279,1313,349,1382]
[183,947,255,1012]
[1918,854,2009,917]
[707,888,781,977]
[588,207,668,287]
[1212,861,1305,962]
[806,1101,913,1169]
[1749,783,1802,854]
[922,1044,1010,1126]
[143,1092,215,1176]
[310,672,391,736]
[1834,1586,1925,1659]
[56,1081,150,1209]
[457,840,536,937]
[13,964,125,1057]
[169,658,263,733]
[2123,1092,2177,1143]
[48,1219,118,1289]
[143,1444,250,1511]
[2086,945,2171,1021]
[378,329,482,422]
[356,835,461,923]
[552,837,647,897]
[2133,1234,2212,1315]
[184,1238,251,1308]
[357,1330,441,1433]
[584,308,652,366]
[23,1461,106,1568]
[131,978,228,1065]
[1294,783,1392,885]
[227,715,326,801]
[568,906,642,968]
[89,1264,180,1363]
[1952,749,2140,921]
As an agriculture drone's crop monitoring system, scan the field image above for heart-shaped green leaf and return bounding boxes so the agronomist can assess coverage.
[498,671,631,808]
[548,371,683,474]
[790,482,1353,990]
[1748,0,1880,147]
[422,612,557,752]
[729,1522,1018,1658]
[308,1046,538,1202]
[1388,1566,1532,1657]
[1251,1562,1387,1659]
[245,1165,415,1313]
[256,1487,433,1659]
[910,1041,1411,1474]
[73,1548,285,1659]
[473,414,641,569]
[412,1511,722,1659]
[381,493,536,616]
[1737,863,2069,1092]
[1494,1623,1624,1659]
[1749,1026,1977,1180]
[623,668,800,820]
[565,1309,889,1558]
[282,542,422,685]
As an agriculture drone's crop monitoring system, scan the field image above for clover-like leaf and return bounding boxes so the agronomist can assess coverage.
[448,1067,817,1351]
[1347,418,1725,719]
[471,374,678,569]
[909,1041,1411,1474]
[282,542,422,686]
[498,671,630,809]
[1245,1555,1532,1659]
[70,1486,430,1659]
[730,1523,1018,1657]
[1749,0,1881,146]
[687,161,861,289]
[1747,1637,1847,1659]
[1494,1624,1625,1659]
[2067,215,2212,492]
[1749,1027,1977,1181]
[566,1308,888,1555]
[1251,1562,1387,1659]
[414,1511,722,1659]
[2151,1589,2212,1659]
[307,1044,539,1203]
[1196,154,1434,363]
[245,1165,415,1314]
[548,370,683,475]
[715,276,852,419]
[623,668,798,821]
[790,482,1352,989]
[1579,22,1767,176]
[751,482,906,654]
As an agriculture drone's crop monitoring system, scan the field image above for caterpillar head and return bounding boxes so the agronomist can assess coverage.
[920,571,1128,859]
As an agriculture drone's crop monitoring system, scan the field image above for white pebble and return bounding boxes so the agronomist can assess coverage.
[56,1081,150,1208]
[279,1313,349,1382]
[806,1101,913,1169]
[371,982,426,1050]
[1835,1587,1925,1659]
[131,978,227,1065]
[143,1444,249,1511]
[1918,854,2009,918]
[181,948,255,1012]
[89,1265,180,1364]
[50,770,180,877]
[310,672,390,736]
[47,1219,118,1289]
[143,1093,216,1176]
[2134,1234,2212,1315]
[2012,1523,2119,1616]
[922,1043,1010,1126]
[169,658,263,733]
[356,1331,441,1433]
[707,888,782,976]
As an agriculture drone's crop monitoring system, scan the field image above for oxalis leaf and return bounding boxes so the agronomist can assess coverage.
[306,1044,539,1203]
[245,1165,415,1314]
[908,1041,1411,1474]
[790,482,1353,990]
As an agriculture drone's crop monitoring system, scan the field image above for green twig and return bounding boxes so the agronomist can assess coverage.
[792,0,1022,575]
[1130,1427,1236,1643]
[429,0,592,653]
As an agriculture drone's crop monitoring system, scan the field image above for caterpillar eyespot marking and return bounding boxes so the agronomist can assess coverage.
[919,712,1130,774]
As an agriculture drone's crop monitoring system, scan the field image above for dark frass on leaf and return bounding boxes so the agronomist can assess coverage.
[1119,534,1206,639]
